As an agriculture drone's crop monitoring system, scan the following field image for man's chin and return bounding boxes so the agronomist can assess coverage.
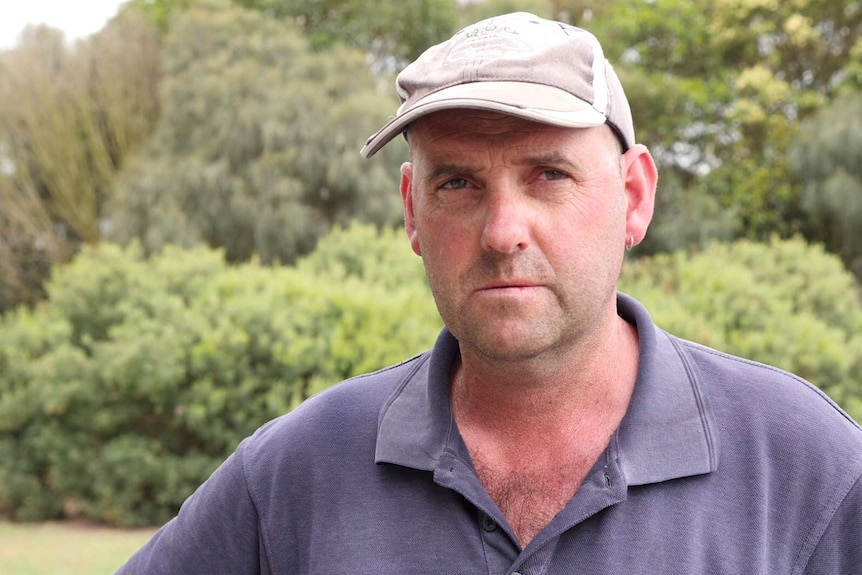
[456,325,561,364]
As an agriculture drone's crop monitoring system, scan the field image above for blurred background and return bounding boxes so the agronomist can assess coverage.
[0,0,860,567]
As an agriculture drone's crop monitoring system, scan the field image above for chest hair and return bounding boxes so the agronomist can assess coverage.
[471,451,596,546]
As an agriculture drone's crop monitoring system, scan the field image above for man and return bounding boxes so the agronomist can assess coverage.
[119,12,862,574]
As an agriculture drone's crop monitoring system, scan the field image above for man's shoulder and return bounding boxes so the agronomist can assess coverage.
[676,334,862,448]
[237,351,432,466]
[674,334,862,569]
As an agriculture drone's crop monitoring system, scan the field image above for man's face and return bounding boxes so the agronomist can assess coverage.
[401,109,633,366]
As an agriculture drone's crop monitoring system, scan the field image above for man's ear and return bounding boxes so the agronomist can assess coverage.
[400,162,422,256]
[622,144,658,246]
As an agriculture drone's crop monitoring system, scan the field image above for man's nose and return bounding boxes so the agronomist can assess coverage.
[479,187,532,254]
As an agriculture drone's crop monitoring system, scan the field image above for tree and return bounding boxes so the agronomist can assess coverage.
[233,0,459,65]
[460,0,557,22]
[122,0,197,35]
[0,13,160,311]
[589,0,862,249]
[0,225,440,525]
[107,0,405,264]
[459,0,615,26]
[790,91,862,280]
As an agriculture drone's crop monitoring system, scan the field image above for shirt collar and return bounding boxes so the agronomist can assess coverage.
[374,328,461,470]
[375,293,720,485]
[615,292,719,485]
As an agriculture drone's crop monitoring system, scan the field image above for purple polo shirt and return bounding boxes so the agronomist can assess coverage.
[118,294,862,574]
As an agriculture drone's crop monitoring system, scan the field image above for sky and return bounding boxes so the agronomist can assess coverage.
[0,0,125,49]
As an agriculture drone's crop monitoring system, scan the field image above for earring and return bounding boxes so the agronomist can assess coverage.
[625,233,636,251]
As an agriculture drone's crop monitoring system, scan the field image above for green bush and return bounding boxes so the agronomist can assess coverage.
[621,237,862,422]
[0,223,441,526]
[2,230,859,527]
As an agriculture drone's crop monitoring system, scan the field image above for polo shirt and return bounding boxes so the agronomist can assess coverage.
[118,293,862,574]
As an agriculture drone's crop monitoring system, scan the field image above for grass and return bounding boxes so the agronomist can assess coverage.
[0,520,158,575]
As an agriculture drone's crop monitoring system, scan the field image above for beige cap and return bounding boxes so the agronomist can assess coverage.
[360,12,634,158]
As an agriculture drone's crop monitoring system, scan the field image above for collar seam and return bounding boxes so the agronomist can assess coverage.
[667,334,719,471]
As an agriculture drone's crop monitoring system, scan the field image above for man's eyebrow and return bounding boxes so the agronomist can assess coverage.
[421,163,476,184]
[516,154,582,171]
[419,153,583,185]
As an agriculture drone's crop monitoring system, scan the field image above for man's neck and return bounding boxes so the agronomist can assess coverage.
[449,314,641,547]
[451,314,640,430]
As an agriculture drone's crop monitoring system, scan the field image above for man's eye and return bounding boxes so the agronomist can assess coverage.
[540,169,568,181]
[440,178,470,190]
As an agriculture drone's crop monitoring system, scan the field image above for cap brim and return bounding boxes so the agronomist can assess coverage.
[360,81,606,158]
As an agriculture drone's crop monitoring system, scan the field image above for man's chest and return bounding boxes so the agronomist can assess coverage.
[468,446,602,546]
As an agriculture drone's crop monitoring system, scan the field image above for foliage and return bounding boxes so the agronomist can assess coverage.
[460,0,557,22]
[232,0,460,64]
[3,217,859,527]
[589,0,862,251]
[458,0,616,26]
[296,222,428,290]
[107,0,406,265]
[621,237,862,422]
[639,163,740,254]
[0,14,160,312]
[790,91,862,281]
[122,0,198,35]
[0,223,440,526]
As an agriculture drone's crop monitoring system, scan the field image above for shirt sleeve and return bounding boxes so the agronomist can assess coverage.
[802,472,862,574]
[115,438,269,574]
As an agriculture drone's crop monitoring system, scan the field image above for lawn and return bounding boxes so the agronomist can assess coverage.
[0,520,158,575]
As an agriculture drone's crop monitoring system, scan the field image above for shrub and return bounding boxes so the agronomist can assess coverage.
[621,237,862,422]
[0,223,441,526]
[2,230,859,526]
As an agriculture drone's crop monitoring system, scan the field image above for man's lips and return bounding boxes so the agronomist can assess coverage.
[477,281,542,291]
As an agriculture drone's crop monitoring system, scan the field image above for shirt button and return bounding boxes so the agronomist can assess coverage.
[481,514,497,532]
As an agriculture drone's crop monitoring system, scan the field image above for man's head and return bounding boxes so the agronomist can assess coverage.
[360,12,635,158]
[361,13,657,368]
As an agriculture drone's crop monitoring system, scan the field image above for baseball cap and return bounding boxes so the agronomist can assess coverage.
[360,12,634,158]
